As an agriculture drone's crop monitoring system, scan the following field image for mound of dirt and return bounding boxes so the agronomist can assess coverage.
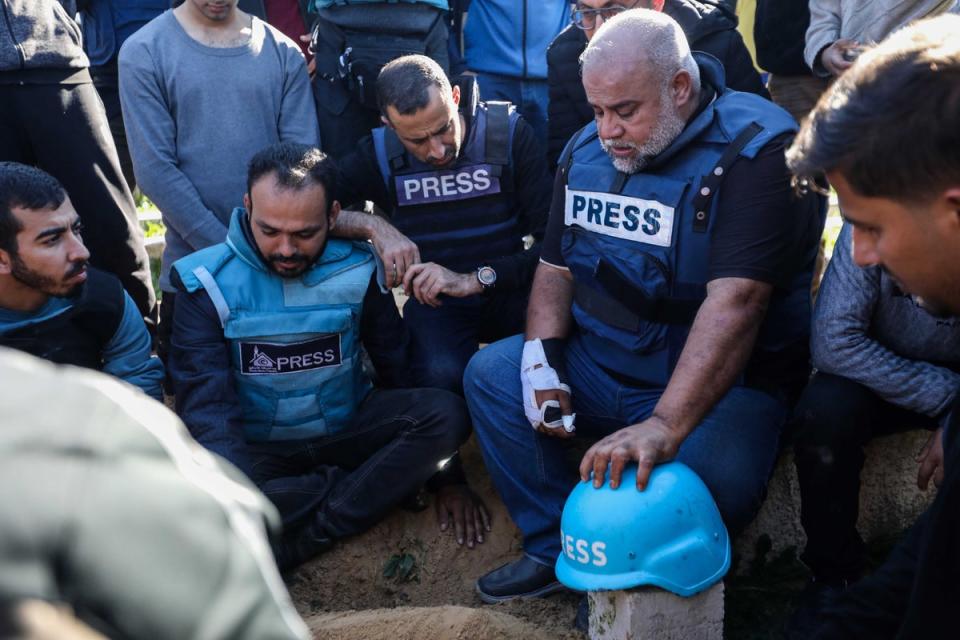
[286,438,582,639]
[304,605,565,640]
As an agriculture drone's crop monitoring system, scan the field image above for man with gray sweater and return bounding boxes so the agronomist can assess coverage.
[119,0,319,368]
[786,222,960,634]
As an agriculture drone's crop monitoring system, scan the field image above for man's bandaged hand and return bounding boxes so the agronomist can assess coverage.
[520,338,576,434]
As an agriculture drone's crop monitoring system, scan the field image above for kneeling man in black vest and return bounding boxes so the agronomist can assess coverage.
[0,162,163,400]
[169,143,488,570]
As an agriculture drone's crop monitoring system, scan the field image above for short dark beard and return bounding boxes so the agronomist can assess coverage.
[243,210,325,278]
[10,254,85,298]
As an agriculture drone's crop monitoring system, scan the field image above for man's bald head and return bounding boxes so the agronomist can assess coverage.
[580,8,700,93]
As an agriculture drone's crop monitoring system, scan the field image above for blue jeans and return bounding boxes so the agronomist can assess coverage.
[405,289,527,394]
[474,72,549,153]
[463,334,787,565]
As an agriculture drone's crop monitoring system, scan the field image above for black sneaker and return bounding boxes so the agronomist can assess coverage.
[274,522,334,573]
[574,595,589,633]
[476,556,566,604]
[784,578,850,639]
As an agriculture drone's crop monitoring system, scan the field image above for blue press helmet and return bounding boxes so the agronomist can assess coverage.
[555,462,730,596]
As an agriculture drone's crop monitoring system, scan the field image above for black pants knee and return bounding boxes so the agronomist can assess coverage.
[791,372,934,582]
[248,387,470,538]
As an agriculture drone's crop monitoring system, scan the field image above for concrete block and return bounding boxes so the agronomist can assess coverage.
[587,582,724,640]
[735,429,937,572]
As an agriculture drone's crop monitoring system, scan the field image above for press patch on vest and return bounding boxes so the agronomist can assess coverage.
[239,335,342,375]
[564,187,675,247]
[394,164,501,206]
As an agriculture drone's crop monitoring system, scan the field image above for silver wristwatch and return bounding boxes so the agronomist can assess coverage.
[477,265,497,292]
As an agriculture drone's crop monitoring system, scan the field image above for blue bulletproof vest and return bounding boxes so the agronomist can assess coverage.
[560,55,817,386]
[372,98,522,273]
[173,209,376,442]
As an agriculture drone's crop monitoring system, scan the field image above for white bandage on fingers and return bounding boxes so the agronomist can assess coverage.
[520,339,576,432]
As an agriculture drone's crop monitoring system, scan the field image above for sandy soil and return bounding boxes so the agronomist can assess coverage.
[303,606,573,640]
[286,438,583,640]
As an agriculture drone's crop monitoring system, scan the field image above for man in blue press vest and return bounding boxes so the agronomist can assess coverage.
[463,9,826,601]
[169,143,488,570]
[333,54,552,394]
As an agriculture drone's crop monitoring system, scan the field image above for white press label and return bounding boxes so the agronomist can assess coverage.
[564,187,675,247]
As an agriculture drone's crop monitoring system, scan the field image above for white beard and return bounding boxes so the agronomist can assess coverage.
[600,88,688,174]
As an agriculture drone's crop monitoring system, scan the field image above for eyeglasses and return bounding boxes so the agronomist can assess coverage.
[571,3,642,30]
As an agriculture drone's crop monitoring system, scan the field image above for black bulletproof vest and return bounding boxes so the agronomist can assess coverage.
[0,267,126,371]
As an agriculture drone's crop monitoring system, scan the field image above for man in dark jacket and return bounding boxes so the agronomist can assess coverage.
[754,0,829,124]
[546,0,768,167]
[0,0,157,329]
[786,15,960,638]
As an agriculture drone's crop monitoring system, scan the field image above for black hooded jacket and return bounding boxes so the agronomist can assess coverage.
[546,0,768,167]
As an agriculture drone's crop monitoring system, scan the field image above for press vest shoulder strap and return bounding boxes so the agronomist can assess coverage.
[172,244,235,295]
[558,124,599,178]
[372,127,408,192]
[192,266,231,329]
[483,101,511,167]
[690,121,764,233]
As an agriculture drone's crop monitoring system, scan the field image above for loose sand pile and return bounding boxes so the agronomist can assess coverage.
[304,605,567,640]
[287,439,583,640]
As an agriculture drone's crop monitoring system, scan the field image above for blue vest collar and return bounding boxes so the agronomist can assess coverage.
[224,207,357,284]
[644,53,731,169]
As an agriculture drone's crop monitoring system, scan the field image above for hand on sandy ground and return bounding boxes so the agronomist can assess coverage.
[435,484,492,549]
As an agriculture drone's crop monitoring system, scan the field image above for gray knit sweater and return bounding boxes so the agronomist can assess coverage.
[119,11,320,291]
[811,224,960,424]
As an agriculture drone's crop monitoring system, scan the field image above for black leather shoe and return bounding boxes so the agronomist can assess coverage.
[476,556,565,604]
[784,578,850,639]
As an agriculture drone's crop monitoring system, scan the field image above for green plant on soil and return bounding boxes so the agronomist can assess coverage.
[382,552,419,584]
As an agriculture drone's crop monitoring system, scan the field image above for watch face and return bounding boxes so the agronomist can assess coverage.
[478,266,497,287]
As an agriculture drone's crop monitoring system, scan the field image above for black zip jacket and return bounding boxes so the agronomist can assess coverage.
[545,0,769,167]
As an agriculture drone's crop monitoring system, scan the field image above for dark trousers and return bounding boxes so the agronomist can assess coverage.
[247,387,470,538]
[0,81,157,328]
[158,292,177,391]
[814,413,960,639]
[403,288,528,394]
[90,72,136,193]
[791,373,935,583]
